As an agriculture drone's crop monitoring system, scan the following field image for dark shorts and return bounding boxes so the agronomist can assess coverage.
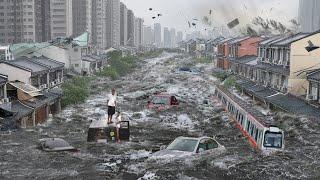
[108,106,116,116]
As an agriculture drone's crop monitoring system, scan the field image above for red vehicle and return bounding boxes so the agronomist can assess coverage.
[147,94,179,110]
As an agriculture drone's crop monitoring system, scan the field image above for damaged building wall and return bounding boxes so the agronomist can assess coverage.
[289,33,320,96]
[0,63,31,83]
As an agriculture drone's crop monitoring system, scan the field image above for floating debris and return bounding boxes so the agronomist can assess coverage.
[38,138,77,152]
[149,8,152,11]
[305,40,320,52]
[227,18,240,29]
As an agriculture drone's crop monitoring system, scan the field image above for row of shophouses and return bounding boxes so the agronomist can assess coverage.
[182,31,320,117]
[0,36,113,131]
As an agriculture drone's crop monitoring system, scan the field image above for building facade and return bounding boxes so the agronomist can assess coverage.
[50,0,73,39]
[127,10,135,47]
[106,0,120,49]
[72,0,88,37]
[299,0,320,33]
[0,0,51,45]
[163,27,171,48]
[120,2,128,46]
[134,18,143,47]
[154,23,161,48]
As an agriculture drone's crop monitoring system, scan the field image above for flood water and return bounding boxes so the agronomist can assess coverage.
[1,52,320,180]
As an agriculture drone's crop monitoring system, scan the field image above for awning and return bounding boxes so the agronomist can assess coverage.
[9,82,42,97]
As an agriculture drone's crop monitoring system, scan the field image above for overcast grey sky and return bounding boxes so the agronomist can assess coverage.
[121,0,299,33]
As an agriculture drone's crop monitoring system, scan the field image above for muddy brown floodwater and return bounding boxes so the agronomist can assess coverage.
[1,52,320,180]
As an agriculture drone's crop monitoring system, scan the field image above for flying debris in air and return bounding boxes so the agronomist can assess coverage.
[193,18,199,21]
[158,14,162,17]
[209,9,212,15]
[305,40,320,52]
[149,8,153,11]
[188,21,191,28]
[243,4,247,10]
[192,23,196,27]
[152,17,156,19]
[227,18,240,29]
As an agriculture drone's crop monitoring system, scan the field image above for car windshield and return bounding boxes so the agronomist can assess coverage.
[167,138,198,152]
[264,132,283,148]
[152,96,168,105]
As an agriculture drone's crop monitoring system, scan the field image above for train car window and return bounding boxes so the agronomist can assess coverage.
[247,121,251,132]
[264,131,283,148]
[250,125,255,136]
[255,129,259,141]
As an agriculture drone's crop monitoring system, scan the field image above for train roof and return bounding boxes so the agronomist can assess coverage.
[216,85,276,127]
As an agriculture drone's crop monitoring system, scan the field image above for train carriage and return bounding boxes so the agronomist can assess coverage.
[215,86,284,151]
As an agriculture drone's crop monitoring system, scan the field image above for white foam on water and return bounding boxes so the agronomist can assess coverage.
[138,172,158,180]
[176,114,194,129]
[128,150,151,160]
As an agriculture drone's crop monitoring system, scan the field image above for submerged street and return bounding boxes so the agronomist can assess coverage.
[1,52,320,180]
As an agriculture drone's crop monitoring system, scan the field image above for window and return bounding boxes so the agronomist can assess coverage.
[264,131,283,148]
[197,139,219,152]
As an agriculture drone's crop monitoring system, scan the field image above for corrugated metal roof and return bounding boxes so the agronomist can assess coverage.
[273,33,310,46]
[8,58,49,73]
[228,36,251,45]
[9,82,42,97]
[30,57,65,69]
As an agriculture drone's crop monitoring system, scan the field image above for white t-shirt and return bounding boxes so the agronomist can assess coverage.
[107,94,117,107]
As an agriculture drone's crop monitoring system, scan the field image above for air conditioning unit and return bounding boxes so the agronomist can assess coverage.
[3,98,9,103]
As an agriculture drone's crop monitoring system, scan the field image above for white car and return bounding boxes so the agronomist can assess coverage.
[150,136,226,160]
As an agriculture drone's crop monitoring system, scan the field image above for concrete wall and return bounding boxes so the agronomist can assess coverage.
[0,63,31,83]
[289,32,320,96]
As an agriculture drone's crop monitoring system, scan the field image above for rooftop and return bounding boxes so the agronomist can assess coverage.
[255,62,290,76]
[307,69,320,81]
[6,58,49,74]
[228,36,251,45]
[266,94,320,118]
[29,56,65,69]
[233,55,258,64]
[272,33,310,46]
[0,74,8,85]
[236,78,320,118]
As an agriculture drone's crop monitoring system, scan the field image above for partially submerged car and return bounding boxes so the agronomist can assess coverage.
[38,138,77,152]
[150,136,226,160]
[87,120,130,143]
[175,67,201,75]
[147,93,179,110]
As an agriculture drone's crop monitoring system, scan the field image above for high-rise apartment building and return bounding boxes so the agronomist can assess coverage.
[299,0,320,33]
[120,2,128,46]
[163,27,171,48]
[0,0,50,45]
[154,23,161,48]
[143,26,154,46]
[134,18,143,47]
[170,28,176,48]
[50,0,73,39]
[106,0,120,48]
[127,10,135,47]
[176,31,183,43]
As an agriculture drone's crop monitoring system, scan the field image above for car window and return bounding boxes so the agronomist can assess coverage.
[207,139,219,149]
[197,139,219,152]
